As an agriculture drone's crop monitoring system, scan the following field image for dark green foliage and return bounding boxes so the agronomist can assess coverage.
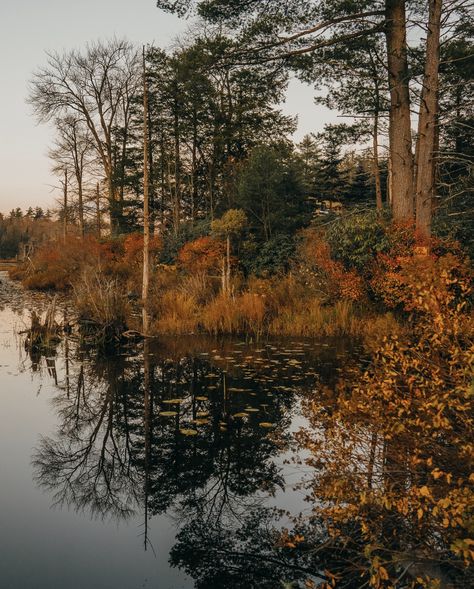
[241,233,298,277]
[160,219,212,264]
[324,209,391,273]
[0,209,30,259]
[236,146,311,241]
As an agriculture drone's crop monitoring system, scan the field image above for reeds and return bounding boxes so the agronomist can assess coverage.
[73,270,129,346]
[25,297,61,351]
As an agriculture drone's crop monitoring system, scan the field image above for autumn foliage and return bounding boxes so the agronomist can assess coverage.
[297,250,474,588]
[177,236,226,274]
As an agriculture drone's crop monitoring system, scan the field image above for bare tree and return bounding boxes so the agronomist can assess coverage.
[142,48,151,336]
[49,115,93,236]
[28,38,141,234]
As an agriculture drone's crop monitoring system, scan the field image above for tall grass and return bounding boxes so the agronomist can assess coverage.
[155,291,198,334]
[73,270,129,346]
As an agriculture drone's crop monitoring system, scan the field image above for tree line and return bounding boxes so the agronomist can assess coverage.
[26,0,472,251]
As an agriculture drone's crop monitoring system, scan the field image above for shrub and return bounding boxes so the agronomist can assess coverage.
[324,209,391,272]
[122,233,162,268]
[177,236,225,275]
[242,234,298,276]
[300,231,365,302]
[371,250,473,325]
[20,236,115,291]
[73,269,129,346]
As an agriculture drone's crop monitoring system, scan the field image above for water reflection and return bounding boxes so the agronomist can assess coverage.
[29,331,350,586]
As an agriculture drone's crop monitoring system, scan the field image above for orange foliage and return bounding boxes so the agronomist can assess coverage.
[177,236,225,274]
[122,233,162,267]
[303,236,365,302]
[23,236,115,290]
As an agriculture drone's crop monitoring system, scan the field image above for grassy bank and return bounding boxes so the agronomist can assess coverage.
[9,212,471,345]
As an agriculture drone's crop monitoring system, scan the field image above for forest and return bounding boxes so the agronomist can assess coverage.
[1,1,473,588]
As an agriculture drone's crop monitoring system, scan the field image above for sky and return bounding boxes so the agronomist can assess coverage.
[0,0,338,213]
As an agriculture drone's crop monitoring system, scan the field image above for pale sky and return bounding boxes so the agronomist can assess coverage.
[0,0,337,213]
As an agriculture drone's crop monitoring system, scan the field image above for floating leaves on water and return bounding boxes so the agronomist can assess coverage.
[192,418,209,426]
[160,411,178,417]
[195,396,208,401]
[163,398,184,404]
[196,411,209,417]
[244,407,259,413]
[180,428,198,436]
[259,422,275,429]
[233,412,248,418]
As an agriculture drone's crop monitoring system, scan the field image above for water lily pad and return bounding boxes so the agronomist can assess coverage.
[233,412,248,418]
[163,398,184,404]
[160,411,178,417]
[259,422,275,429]
[192,418,209,426]
[180,428,198,436]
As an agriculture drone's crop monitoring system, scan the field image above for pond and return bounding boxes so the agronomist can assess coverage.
[0,272,358,589]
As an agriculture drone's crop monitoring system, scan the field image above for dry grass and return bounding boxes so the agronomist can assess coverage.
[269,298,358,337]
[201,293,241,335]
[73,269,129,345]
[154,291,198,334]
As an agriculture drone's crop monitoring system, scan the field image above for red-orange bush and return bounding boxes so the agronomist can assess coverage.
[22,237,115,290]
[177,236,226,274]
[122,233,162,268]
[301,234,365,302]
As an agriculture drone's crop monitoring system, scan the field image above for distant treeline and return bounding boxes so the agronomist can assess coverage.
[0,208,57,258]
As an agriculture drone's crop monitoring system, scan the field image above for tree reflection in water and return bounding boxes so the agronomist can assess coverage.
[32,335,337,586]
[29,330,473,588]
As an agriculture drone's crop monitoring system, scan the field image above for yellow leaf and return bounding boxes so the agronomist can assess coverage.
[419,485,431,498]
[379,566,389,580]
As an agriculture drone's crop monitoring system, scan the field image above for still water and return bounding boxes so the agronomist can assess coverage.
[0,273,353,589]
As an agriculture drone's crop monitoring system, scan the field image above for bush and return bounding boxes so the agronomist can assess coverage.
[242,234,298,276]
[73,269,129,345]
[325,209,392,273]
[177,236,226,275]
[21,236,115,291]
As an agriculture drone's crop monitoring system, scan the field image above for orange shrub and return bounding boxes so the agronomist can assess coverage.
[370,250,473,326]
[122,233,162,268]
[23,236,115,290]
[301,236,365,302]
[177,236,225,274]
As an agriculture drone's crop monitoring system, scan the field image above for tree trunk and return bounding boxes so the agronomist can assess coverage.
[147,102,155,236]
[96,182,101,238]
[385,0,414,222]
[415,0,442,241]
[77,177,85,237]
[173,91,181,236]
[226,234,231,295]
[373,112,383,211]
[142,49,151,336]
[63,169,68,242]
